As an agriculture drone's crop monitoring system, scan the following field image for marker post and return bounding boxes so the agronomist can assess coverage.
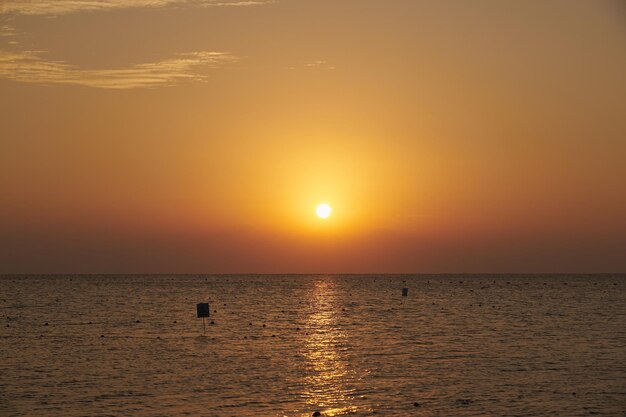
[197,303,210,335]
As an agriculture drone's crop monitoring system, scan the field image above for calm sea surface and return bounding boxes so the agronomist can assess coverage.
[1,274,625,416]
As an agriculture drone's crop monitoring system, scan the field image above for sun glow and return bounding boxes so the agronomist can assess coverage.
[316,203,332,219]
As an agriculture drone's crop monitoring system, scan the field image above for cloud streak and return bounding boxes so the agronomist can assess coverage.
[0,0,273,16]
[0,50,235,88]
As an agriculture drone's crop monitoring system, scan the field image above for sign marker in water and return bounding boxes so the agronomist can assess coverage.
[402,288,409,297]
[197,303,210,335]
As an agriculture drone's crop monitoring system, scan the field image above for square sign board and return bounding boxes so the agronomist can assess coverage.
[197,303,210,318]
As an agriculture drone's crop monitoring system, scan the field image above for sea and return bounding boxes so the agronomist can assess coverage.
[1,274,625,416]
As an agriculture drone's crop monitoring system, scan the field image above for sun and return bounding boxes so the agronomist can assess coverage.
[316,203,332,219]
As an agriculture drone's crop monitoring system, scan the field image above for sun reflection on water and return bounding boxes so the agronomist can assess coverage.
[300,277,360,416]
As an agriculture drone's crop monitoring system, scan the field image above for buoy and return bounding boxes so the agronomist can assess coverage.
[413,402,420,407]
[402,288,408,296]
[312,412,321,417]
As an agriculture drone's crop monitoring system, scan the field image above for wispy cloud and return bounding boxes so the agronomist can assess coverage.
[285,60,335,71]
[305,60,335,70]
[0,0,273,16]
[1,18,23,46]
[0,50,235,88]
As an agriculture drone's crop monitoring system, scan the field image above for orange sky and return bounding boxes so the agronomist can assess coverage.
[1,0,625,273]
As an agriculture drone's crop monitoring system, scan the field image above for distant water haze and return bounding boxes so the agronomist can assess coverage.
[1,274,625,416]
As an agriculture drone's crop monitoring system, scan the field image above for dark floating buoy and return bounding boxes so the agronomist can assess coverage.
[174,320,177,323]
[6,324,9,327]
[296,327,300,331]
[44,322,49,326]
[249,322,253,326]
[413,402,420,407]
[214,310,217,313]
[210,321,215,325]
[157,336,161,339]
[40,334,43,337]
[312,411,321,417]
[271,334,276,337]
[100,334,104,337]
[572,392,576,396]
[136,320,140,323]
[262,324,266,328]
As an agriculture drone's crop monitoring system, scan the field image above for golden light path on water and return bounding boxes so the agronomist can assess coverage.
[299,277,366,416]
